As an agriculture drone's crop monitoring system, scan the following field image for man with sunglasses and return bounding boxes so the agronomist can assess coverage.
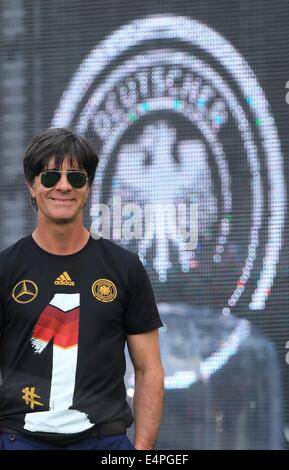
[0,127,164,450]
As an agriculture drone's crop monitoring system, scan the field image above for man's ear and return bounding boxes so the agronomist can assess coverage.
[26,180,36,198]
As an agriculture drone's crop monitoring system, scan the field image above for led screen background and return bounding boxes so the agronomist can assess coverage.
[1,0,289,448]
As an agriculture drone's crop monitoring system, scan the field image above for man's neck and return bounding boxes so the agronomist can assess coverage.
[32,224,90,255]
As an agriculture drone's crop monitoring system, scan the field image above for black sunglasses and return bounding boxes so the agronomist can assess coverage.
[40,170,88,188]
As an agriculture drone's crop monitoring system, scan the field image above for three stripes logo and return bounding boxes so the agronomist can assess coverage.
[54,271,75,286]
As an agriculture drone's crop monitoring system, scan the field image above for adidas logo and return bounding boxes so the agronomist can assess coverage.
[54,271,75,286]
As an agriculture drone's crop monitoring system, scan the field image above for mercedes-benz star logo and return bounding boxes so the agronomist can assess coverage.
[12,280,38,304]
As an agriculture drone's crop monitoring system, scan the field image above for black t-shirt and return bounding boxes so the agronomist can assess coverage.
[0,233,162,443]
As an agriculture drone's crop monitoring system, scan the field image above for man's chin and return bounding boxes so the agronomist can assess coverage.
[48,213,78,225]
[54,217,76,225]
[42,206,83,224]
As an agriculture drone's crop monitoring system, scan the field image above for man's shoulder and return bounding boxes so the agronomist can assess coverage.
[0,235,30,265]
[95,237,139,267]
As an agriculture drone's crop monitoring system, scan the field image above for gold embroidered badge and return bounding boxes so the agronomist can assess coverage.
[91,279,117,302]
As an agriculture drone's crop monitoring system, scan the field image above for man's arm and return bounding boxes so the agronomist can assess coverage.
[127,329,164,450]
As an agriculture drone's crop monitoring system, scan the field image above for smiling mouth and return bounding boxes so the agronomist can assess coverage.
[50,198,75,202]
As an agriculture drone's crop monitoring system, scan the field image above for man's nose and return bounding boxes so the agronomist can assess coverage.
[55,174,73,190]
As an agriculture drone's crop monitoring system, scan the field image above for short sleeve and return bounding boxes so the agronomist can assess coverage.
[124,256,163,335]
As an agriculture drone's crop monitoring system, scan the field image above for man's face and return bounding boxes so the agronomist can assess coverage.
[28,156,90,224]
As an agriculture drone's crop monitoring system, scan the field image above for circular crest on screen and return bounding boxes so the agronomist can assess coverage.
[52,15,286,312]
